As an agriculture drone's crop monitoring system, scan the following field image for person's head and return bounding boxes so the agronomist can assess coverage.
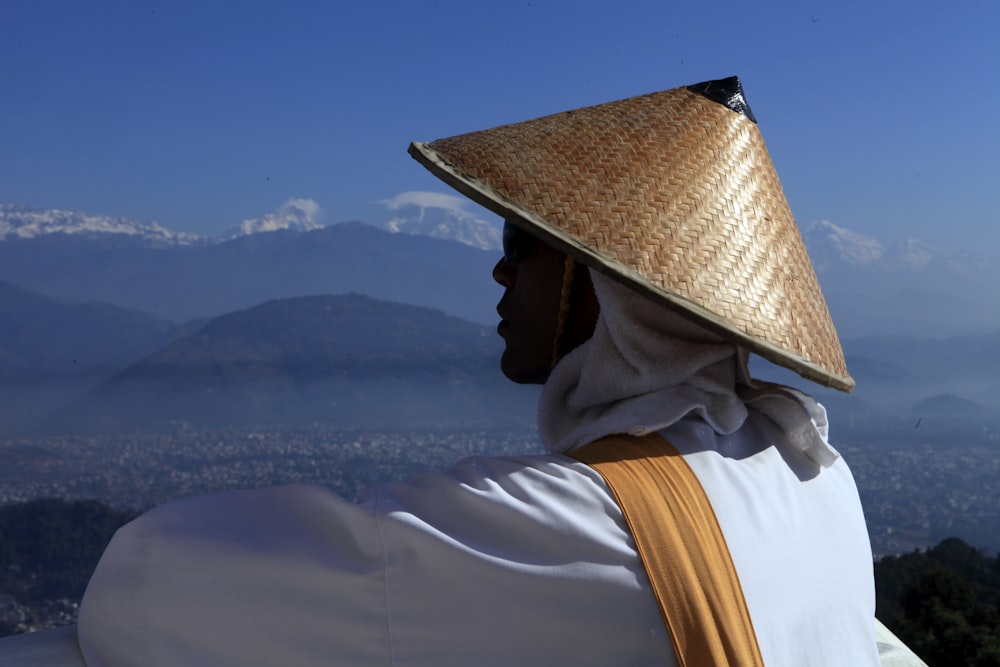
[492,220,599,384]
[410,76,854,393]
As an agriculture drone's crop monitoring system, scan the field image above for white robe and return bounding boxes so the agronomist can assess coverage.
[71,271,883,666]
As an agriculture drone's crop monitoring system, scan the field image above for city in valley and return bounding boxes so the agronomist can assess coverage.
[2,418,998,558]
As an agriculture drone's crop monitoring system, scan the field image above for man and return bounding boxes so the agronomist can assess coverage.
[493,220,599,384]
[1,76,922,665]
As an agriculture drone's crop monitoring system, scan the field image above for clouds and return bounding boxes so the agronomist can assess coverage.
[278,198,321,221]
[377,191,484,217]
[224,191,502,249]
[230,198,324,238]
[374,191,501,250]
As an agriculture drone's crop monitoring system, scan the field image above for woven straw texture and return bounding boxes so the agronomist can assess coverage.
[409,86,852,391]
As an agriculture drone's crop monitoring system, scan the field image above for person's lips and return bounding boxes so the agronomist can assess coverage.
[496,303,511,336]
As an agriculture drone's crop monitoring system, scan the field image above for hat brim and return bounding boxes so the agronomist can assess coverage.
[409,140,854,393]
[409,80,854,393]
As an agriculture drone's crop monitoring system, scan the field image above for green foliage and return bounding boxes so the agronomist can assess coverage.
[0,498,137,603]
[876,537,1000,666]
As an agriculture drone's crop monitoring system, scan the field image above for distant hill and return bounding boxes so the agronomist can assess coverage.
[911,393,993,419]
[0,281,187,433]
[0,212,502,327]
[0,281,179,377]
[4,202,1000,433]
[844,332,1000,407]
[6,203,1000,339]
[749,330,1000,425]
[2,280,997,435]
[45,294,534,433]
[801,220,1000,338]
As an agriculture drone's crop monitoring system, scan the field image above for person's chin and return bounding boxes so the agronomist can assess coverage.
[500,351,550,385]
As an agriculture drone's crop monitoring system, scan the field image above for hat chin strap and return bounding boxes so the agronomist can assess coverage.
[549,255,577,371]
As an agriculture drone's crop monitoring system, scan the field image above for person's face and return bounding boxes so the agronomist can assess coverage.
[492,221,598,384]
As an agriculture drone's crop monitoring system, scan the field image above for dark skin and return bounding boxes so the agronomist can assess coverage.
[492,221,600,384]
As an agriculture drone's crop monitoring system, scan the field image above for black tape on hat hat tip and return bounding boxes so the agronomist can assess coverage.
[687,76,757,124]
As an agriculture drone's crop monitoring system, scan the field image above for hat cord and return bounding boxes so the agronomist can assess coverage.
[550,255,577,371]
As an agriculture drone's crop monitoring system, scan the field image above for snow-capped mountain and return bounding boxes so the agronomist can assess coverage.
[221,198,325,239]
[0,204,204,246]
[4,198,997,338]
[801,220,885,270]
[1,200,329,246]
[883,238,934,268]
[374,191,502,251]
[800,219,1000,337]
[2,194,502,251]
[801,219,995,274]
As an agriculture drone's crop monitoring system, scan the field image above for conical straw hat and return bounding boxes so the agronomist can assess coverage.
[409,76,853,392]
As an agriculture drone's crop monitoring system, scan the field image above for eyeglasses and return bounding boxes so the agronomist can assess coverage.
[502,221,540,262]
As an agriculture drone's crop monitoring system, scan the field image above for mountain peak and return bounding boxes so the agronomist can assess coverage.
[884,238,935,268]
[0,204,203,247]
[911,392,991,417]
[802,219,884,270]
[374,191,502,251]
[222,198,324,239]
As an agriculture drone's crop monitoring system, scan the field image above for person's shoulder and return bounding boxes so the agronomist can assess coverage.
[369,452,621,525]
[0,625,86,667]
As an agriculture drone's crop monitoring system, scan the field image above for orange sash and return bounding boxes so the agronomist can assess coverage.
[571,432,765,667]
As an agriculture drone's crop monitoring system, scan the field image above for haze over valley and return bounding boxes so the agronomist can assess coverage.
[1,202,998,561]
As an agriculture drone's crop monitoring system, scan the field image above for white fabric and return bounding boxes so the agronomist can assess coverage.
[540,272,840,467]
[538,272,749,450]
[3,618,924,667]
[78,461,675,666]
[0,625,86,666]
[76,269,881,666]
[874,619,930,666]
[669,415,878,664]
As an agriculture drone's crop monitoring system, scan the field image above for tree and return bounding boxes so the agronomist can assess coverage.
[876,538,1000,666]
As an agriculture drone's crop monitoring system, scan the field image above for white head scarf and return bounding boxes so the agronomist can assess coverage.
[538,270,839,467]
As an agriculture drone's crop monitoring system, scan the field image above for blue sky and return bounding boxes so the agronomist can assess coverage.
[1,0,997,252]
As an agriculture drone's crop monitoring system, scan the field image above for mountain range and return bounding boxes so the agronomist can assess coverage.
[373,191,502,250]
[1,202,998,434]
[0,204,203,246]
[0,215,500,326]
[0,281,181,377]
[3,204,998,337]
[801,220,1000,337]
[1,274,996,436]
[0,285,536,434]
[0,200,502,250]
[38,293,532,434]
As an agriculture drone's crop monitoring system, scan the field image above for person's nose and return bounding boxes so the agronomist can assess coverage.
[492,257,513,287]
